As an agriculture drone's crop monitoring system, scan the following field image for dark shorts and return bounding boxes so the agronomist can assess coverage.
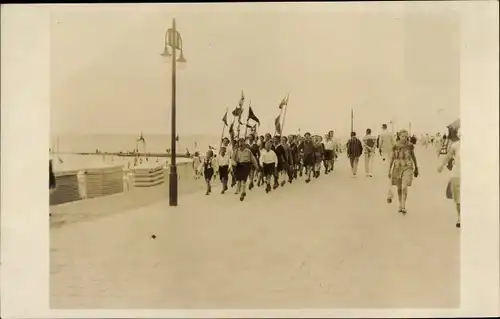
[324,150,333,160]
[235,162,252,182]
[277,161,288,172]
[204,168,214,181]
[303,153,314,167]
[218,165,229,181]
[262,163,275,177]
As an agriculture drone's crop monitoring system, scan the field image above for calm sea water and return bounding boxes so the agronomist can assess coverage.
[50,133,221,154]
[50,134,216,172]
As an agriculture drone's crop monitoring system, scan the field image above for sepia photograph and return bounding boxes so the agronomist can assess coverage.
[1,1,499,318]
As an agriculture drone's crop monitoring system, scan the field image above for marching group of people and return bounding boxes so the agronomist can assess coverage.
[48,121,460,228]
[191,121,461,228]
[194,131,341,202]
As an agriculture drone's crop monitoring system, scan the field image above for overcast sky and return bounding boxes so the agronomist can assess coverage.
[50,3,461,136]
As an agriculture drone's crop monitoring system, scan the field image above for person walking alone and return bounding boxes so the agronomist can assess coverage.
[388,129,419,214]
[346,132,363,177]
[438,121,461,227]
[379,124,395,201]
[363,128,377,177]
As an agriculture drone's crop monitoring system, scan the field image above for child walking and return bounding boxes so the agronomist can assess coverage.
[233,138,259,201]
[217,146,230,194]
[259,141,278,193]
[203,150,216,195]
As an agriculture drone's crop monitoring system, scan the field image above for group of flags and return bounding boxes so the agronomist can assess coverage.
[222,91,263,142]
[274,94,290,135]
[221,91,291,141]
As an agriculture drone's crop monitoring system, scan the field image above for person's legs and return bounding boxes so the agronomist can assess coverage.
[231,166,237,187]
[306,164,312,182]
[235,180,241,194]
[279,169,286,186]
[401,186,408,210]
[364,153,370,176]
[385,153,393,201]
[241,180,247,195]
[452,177,461,227]
[396,183,403,210]
[353,157,359,175]
[248,169,255,189]
[369,153,374,176]
[265,173,271,192]
[349,157,354,174]
[205,178,211,195]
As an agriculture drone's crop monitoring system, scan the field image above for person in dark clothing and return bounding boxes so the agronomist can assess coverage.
[346,131,363,176]
[247,134,261,190]
[302,132,315,183]
[203,149,216,195]
[274,136,287,188]
[313,135,324,178]
[49,159,56,191]
[230,139,238,187]
[289,134,299,180]
[281,136,294,184]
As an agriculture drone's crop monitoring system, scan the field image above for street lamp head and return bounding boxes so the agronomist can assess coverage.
[160,45,171,57]
[177,50,187,63]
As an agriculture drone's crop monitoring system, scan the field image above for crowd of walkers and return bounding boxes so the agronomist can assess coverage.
[197,131,341,201]
[48,122,460,228]
[193,121,461,228]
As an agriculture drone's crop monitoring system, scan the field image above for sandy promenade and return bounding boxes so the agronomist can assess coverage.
[50,147,460,309]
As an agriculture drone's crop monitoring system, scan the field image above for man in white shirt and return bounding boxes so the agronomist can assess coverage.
[379,124,395,200]
[323,131,336,174]
[217,146,231,194]
[259,141,278,193]
[363,128,378,177]
[438,124,461,228]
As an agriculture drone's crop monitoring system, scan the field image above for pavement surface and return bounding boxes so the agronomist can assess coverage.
[50,146,460,309]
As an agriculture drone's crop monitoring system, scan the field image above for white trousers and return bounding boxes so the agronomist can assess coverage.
[364,152,375,175]
[382,152,393,198]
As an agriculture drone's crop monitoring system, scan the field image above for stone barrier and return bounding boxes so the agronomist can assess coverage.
[50,170,81,205]
[84,166,124,199]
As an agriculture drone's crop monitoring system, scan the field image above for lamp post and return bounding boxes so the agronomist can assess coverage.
[161,18,187,207]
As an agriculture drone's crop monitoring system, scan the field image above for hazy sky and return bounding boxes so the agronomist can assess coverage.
[50,3,461,136]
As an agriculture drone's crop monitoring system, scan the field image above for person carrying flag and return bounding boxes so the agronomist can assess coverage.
[247,134,261,190]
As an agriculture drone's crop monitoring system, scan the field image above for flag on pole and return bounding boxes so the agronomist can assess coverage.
[275,115,282,135]
[278,97,286,109]
[251,124,257,135]
[222,110,228,126]
[229,123,235,141]
[137,132,146,143]
[232,106,243,117]
[238,90,245,108]
[247,106,260,125]
[176,134,179,142]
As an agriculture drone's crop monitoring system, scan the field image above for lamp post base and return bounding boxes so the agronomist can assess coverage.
[169,166,178,206]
